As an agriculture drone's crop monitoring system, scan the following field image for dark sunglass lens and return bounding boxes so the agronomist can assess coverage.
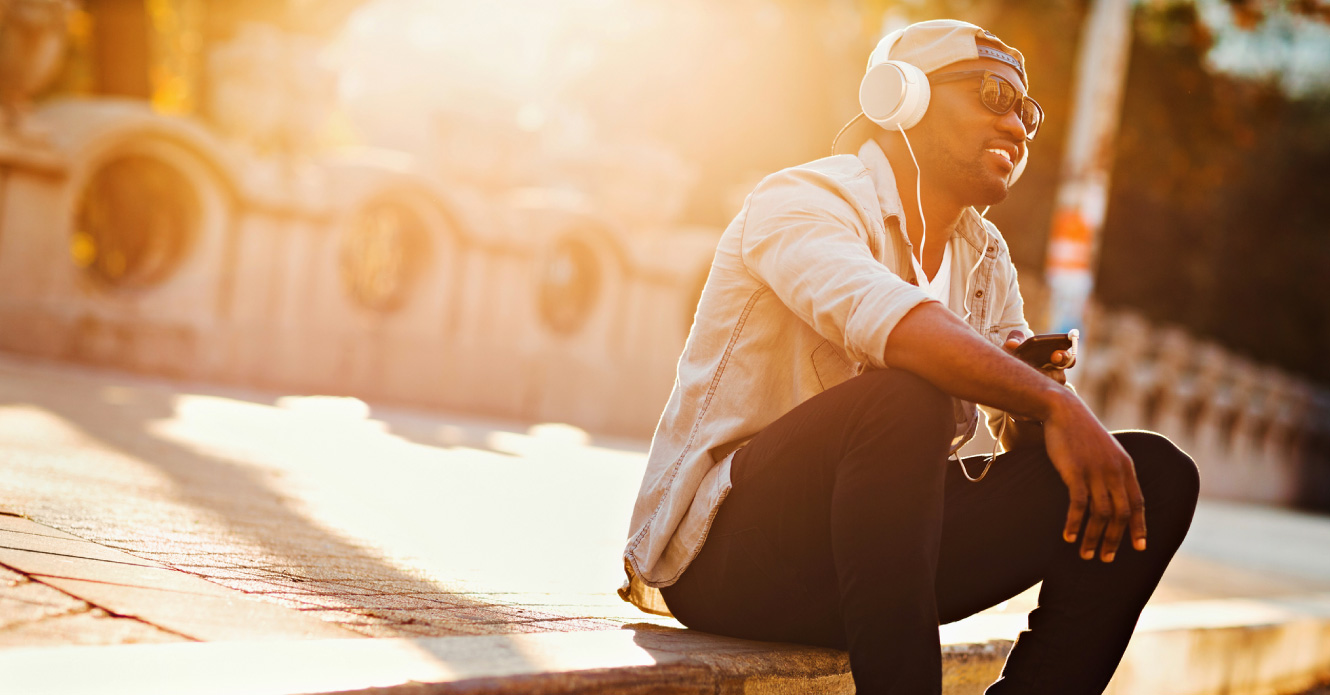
[980,78,1008,113]
[1020,101,1042,137]
[979,78,998,110]
[999,81,1018,111]
[976,73,1041,139]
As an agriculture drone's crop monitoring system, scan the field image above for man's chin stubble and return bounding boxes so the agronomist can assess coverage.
[968,176,1010,208]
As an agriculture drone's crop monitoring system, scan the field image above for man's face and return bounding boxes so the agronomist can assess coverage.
[909,56,1031,207]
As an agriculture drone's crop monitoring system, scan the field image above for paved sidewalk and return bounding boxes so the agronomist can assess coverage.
[3,354,1330,694]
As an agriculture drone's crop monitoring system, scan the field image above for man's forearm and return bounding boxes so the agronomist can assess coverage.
[882,302,1074,421]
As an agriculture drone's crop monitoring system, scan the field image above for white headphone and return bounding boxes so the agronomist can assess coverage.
[859,31,930,131]
[856,30,1029,185]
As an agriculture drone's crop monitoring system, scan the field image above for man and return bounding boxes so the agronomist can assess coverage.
[620,19,1199,694]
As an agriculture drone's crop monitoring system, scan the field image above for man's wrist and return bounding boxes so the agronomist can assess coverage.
[1032,383,1078,423]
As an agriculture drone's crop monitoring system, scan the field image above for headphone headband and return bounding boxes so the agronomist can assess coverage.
[867,29,903,67]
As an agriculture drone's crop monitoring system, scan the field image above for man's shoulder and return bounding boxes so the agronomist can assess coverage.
[797,153,873,180]
[764,154,871,187]
[748,154,876,214]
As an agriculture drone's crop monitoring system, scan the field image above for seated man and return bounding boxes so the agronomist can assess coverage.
[620,19,1199,695]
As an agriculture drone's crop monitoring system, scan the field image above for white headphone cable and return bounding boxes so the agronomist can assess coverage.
[831,112,867,155]
[898,125,926,267]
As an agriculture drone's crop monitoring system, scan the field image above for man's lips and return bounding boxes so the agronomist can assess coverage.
[984,149,1015,172]
[983,142,1020,172]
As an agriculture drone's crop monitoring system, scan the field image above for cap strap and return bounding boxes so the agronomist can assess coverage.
[976,45,1024,78]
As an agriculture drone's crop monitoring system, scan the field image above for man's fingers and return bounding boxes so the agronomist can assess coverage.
[1099,476,1134,562]
[1127,473,1148,552]
[1042,367,1068,385]
[1003,331,1024,354]
[1063,482,1088,544]
[1080,486,1114,560]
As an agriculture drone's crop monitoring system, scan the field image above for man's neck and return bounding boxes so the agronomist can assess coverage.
[878,134,966,259]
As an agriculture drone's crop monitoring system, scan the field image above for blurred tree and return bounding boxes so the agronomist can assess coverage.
[1097,2,1330,384]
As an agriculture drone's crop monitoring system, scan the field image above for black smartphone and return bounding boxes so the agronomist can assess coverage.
[1012,331,1077,369]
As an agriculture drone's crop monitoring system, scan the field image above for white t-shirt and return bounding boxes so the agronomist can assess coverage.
[911,240,952,302]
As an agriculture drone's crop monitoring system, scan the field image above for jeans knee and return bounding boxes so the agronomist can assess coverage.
[1114,430,1201,511]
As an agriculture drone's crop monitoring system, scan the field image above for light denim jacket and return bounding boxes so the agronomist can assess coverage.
[620,140,1031,616]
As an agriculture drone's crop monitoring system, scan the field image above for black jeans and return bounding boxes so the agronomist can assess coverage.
[660,369,1200,694]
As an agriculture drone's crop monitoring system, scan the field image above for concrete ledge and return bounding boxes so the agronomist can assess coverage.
[0,627,1012,695]
[7,593,1330,695]
[1106,594,1330,694]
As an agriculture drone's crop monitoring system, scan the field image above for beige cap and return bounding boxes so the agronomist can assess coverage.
[874,19,1028,88]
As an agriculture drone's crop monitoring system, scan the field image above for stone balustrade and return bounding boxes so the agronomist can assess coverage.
[952,308,1330,507]
[1071,305,1329,506]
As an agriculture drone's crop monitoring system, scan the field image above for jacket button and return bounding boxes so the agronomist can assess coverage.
[975,290,984,298]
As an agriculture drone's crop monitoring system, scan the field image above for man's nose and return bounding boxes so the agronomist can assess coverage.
[996,105,1027,142]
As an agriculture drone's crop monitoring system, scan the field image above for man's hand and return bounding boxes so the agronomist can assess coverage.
[1043,391,1148,562]
[997,330,1072,450]
[1000,330,1143,561]
[1002,330,1074,386]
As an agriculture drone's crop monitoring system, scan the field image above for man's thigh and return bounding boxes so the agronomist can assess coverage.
[664,369,955,646]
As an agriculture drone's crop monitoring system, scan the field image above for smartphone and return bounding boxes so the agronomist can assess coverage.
[1012,330,1078,369]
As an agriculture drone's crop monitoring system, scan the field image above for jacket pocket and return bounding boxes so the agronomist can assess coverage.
[811,340,855,391]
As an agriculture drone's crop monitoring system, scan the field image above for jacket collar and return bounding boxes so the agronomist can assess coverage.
[856,138,993,255]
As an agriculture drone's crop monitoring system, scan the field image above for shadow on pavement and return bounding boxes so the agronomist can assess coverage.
[0,357,560,664]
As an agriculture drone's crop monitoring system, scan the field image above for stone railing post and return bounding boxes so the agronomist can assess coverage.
[0,0,72,137]
[1188,343,1234,494]
[0,0,72,172]
[1089,311,1153,431]
[1146,326,1195,442]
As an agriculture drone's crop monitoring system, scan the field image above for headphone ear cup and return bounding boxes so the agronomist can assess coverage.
[859,60,930,130]
[1008,146,1029,185]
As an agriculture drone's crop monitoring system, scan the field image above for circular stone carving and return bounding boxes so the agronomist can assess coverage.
[71,155,199,289]
[538,236,602,336]
[340,200,430,312]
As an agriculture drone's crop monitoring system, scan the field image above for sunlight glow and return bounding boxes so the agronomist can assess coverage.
[143,391,646,595]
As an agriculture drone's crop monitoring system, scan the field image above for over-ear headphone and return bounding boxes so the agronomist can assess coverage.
[856,29,1030,185]
[859,30,930,131]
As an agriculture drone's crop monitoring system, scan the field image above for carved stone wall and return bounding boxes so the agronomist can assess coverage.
[0,96,719,439]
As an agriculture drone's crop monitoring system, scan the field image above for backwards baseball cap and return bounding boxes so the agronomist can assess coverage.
[871,19,1027,89]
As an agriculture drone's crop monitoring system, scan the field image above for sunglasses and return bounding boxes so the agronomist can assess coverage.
[929,70,1044,141]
